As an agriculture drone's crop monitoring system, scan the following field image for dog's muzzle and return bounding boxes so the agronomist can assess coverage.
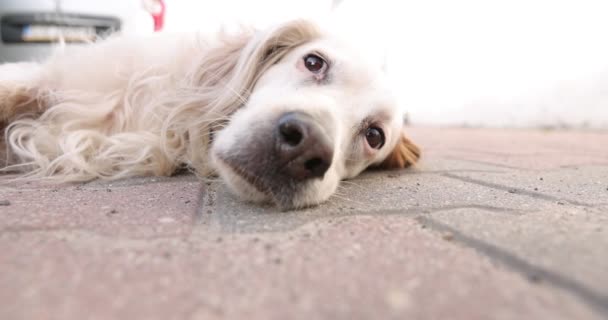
[216,111,335,208]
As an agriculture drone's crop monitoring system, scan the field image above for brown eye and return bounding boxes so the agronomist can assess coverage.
[304,54,326,73]
[365,126,385,149]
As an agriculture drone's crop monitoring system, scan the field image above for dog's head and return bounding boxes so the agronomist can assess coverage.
[210,20,420,210]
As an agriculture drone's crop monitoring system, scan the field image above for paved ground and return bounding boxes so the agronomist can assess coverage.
[1,127,607,320]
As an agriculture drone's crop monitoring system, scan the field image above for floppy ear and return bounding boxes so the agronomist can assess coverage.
[192,19,322,122]
[0,86,37,123]
[378,132,421,169]
[194,19,321,90]
[237,19,322,85]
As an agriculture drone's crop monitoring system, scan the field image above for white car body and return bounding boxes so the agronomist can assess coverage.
[0,0,160,63]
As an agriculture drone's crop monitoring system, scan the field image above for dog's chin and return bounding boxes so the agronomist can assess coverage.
[213,156,336,211]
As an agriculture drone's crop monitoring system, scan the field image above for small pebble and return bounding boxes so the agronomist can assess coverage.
[0,200,10,206]
[442,232,454,241]
[109,209,118,214]
[529,274,542,283]
[158,217,176,223]
[386,290,410,311]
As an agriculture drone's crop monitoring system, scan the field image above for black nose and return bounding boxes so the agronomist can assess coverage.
[276,112,333,180]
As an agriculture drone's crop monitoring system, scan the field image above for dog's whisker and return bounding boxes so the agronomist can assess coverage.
[339,180,365,189]
[328,193,365,206]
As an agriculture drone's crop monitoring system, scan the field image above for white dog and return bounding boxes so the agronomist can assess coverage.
[0,20,419,209]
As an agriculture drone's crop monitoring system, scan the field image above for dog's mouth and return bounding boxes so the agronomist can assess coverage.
[221,156,272,196]
[215,152,323,210]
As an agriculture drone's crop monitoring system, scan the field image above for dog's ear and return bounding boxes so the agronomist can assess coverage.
[378,132,421,169]
[243,19,321,82]
[195,20,321,115]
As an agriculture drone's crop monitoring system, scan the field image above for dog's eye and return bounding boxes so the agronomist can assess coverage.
[303,54,326,73]
[365,126,385,149]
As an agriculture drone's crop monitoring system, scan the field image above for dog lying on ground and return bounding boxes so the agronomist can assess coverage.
[0,20,420,210]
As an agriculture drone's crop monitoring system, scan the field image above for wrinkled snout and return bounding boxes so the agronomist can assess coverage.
[275,112,334,180]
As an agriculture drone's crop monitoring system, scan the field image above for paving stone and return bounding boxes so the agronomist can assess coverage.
[0,175,202,238]
[408,127,608,170]
[0,216,599,320]
[203,167,560,233]
[445,166,608,206]
[422,207,608,306]
[1,127,608,319]
[411,157,511,173]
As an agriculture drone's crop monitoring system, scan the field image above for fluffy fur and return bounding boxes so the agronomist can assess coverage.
[0,20,419,209]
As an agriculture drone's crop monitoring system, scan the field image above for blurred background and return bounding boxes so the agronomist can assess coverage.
[1,0,607,128]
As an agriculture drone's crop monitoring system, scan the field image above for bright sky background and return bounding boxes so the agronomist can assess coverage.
[163,0,608,128]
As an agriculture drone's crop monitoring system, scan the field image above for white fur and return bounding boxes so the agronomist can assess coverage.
[1,20,406,209]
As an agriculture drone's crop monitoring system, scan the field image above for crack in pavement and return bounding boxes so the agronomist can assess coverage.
[441,173,593,207]
[417,216,608,317]
[201,204,527,234]
[383,169,506,176]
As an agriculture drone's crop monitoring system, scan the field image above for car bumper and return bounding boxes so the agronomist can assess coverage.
[0,43,76,63]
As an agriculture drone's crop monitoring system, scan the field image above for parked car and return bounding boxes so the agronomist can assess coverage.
[0,0,165,63]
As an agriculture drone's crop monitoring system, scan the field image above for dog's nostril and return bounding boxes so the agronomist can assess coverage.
[279,120,304,147]
[304,157,330,178]
[275,112,333,180]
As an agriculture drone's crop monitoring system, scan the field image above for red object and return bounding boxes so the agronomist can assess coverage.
[151,0,165,32]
